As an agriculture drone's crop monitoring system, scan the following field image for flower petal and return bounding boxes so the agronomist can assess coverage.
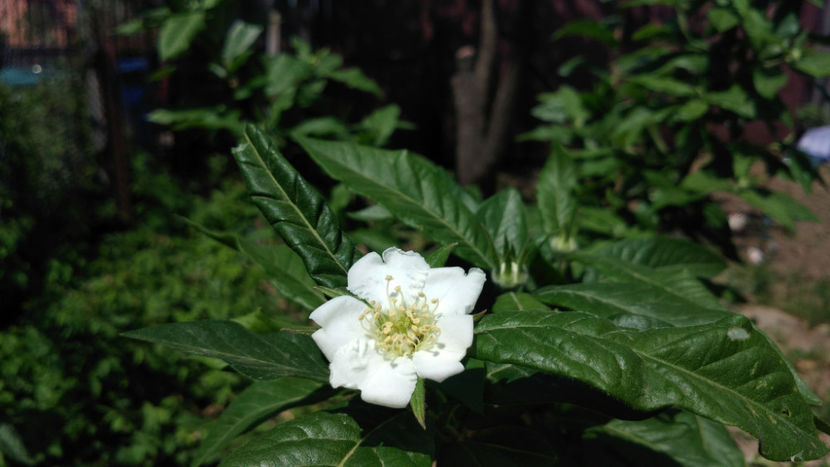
[309,296,366,361]
[412,349,465,382]
[435,313,474,353]
[347,248,429,306]
[328,338,377,390]
[359,356,417,408]
[424,267,486,315]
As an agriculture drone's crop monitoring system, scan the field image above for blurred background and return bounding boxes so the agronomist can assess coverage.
[1,0,829,464]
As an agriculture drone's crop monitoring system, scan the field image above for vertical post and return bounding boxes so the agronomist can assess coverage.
[266,9,281,56]
[91,4,132,223]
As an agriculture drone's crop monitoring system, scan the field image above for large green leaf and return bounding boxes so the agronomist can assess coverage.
[158,11,205,61]
[123,321,328,382]
[233,125,359,288]
[535,282,726,329]
[193,377,326,466]
[537,145,577,237]
[297,137,497,269]
[474,311,828,461]
[570,252,727,313]
[591,237,725,278]
[221,412,431,466]
[477,188,528,261]
[186,220,325,311]
[585,411,744,467]
[493,292,550,313]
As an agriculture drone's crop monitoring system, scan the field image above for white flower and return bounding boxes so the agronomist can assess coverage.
[309,247,486,408]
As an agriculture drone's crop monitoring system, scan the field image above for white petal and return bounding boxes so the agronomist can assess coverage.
[412,349,465,382]
[309,296,366,361]
[347,248,430,306]
[328,338,377,390]
[359,356,418,408]
[424,267,486,315]
[434,313,474,353]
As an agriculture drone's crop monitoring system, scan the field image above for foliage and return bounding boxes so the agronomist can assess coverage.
[0,73,98,318]
[523,0,827,254]
[0,157,303,465]
[127,125,829,465]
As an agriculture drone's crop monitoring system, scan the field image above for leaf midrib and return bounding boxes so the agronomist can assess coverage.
[309,145,496,270]
[476,320,820,451]
[242,131,349,276]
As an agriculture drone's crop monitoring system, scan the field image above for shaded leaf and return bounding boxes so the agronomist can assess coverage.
[592,236,726,278]
[233,125,359,288]
[475,311,828,461]
[537,144,577,236]
[493,292,550,313]
[221,20,262,71]
[193,377,326,466]
[123,321,329,382]
[221,412,431,466]
[425,243,457,268]
[410,378,427,430]
[585,411,744,467]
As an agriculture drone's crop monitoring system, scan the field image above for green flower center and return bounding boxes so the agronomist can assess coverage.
[360,275,440,358]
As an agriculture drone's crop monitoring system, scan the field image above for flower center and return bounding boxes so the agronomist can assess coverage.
[359,275,441,358]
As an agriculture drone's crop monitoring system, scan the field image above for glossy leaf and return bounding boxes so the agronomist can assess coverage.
[297,137,497,269]
[591,236,725,278]
[221,412,431,466]
[193,377,326,466]
[571,252,727,313]
[585,411,744,467]
[477,188,528,261]
[493,292,550,313]
[158,12,205,61]
[123,321,329,382]
[474,311,828,461]
[425,243,457,268]
[233,125,359,288]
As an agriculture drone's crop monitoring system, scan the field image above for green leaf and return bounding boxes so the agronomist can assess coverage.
[0,423,34,466]
[707,8,739,33]
[674,100,709,122]
[296,137,497,269]
[221,412,431,466]
[221,20,263,72]
[325,68,383,96]
[535,281,727,329]
[704,86,756,118]
[537,144,577,236]
[290,117,351,139]
[592,237,725,278]
[186,220,325,311]
[629,75,695,96]
[795,52,830,78]
[493,292,550,313]
[358,104,403,147]
[425,243,457,268]
[753,69,788,100]
[193,377,326,466]
[123,321,329,382]
[532,87,589,127]
[158,11,205,61]
[148,107,243,133]
[554,20,618,47]
[738,189,818,231]
[477,188,527,261]
[410,378,427,430]
[570,252,727,313]
[474,311,828,461]
[585,411,744,467]
[233,125,359,288]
